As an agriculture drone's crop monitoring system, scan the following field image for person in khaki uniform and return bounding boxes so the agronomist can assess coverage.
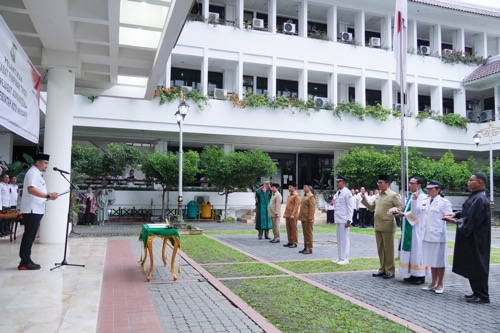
[361,175,402,279]
[269,184,282,243]
[298,185,316,254]
[283,183,300,248]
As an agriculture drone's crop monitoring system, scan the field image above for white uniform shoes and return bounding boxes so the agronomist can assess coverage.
[337,259,349,265]
[331,259,340,264]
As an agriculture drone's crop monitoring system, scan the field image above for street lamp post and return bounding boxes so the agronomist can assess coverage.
[175,92,189,223]
[473,120,500,223]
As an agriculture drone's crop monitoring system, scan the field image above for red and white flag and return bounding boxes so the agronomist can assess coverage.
[393,0,408,96]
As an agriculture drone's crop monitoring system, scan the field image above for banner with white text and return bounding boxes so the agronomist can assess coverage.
[0,15,40,143]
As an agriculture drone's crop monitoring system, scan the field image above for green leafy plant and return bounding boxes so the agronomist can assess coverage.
[308,30,329,41]
[434,113,469,130]
[153,86,209,111]
[441,49,488,66]
[87,96,98,103]
[334,101,393,121]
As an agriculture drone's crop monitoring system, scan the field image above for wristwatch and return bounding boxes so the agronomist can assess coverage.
[46,194,50,199]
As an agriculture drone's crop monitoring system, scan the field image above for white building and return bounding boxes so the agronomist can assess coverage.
[1,0,500,238]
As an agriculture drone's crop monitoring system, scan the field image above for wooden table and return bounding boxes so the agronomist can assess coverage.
[138,224,180,282]
[0,210,21,242]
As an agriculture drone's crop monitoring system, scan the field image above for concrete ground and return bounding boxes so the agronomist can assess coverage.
[1,221,498,333]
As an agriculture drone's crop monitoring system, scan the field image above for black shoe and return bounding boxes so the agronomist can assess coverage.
[464,293,475,299]
[18,262,41,270]
[29,260,41,269]
[383,274,395,279]
[403,276,415,282]
[288,244,297,248]
[466,296,490,304]
[302,250,312,254]
[264,237,271,240]
[372,272,385,277]
[270,239,280,243]
[283,243,292,247]
[258,236,262,240]
[299,249,306,253]
[410,277,425,285]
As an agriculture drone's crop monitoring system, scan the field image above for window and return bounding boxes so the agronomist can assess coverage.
[209,5,225,19]
[277,79,298,98]
[443,98,454,114]
[208,71,223,92]
[366,89,382,106]
[418,95,431,112]
[171,67,201,89]
[308,82,327,98]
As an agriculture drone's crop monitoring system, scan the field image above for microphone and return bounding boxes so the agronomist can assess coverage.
[53,167,70,174]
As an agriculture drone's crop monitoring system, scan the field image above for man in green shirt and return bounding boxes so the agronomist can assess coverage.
[361,175,403,279]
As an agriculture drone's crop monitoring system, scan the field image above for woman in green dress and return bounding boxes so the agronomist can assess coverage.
[96,189,108,225]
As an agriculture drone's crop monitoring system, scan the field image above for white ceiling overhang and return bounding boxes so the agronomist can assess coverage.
[0,0,194,100]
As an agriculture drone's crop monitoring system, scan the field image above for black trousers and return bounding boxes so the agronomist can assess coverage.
[352,210,359,226]
[469,278,489,300]
[19,213,43,264]
[358,208,367,227]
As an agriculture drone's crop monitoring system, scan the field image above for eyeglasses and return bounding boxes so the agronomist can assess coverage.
[409,182,417,185]
[376,181,386,184]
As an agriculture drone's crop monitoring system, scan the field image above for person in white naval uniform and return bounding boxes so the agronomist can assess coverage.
[410,180,452,294]
[332,175,354,265]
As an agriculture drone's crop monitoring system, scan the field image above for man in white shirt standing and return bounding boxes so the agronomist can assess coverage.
[332,175,354,265]
[19,154,58,270]
[0,173,11,237]
[357,187,368,228]
[9,176,18,209]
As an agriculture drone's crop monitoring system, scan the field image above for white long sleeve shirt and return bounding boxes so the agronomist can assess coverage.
[334,187,354,223]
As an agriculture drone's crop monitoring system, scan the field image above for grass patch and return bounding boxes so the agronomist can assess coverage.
[180,235,256,264]
[204,263,286,278]
[222,276,413,333]
[204,230,257,235]
[275,258,384,274]
[350,227,401,239]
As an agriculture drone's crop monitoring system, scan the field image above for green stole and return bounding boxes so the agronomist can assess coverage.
[401,189,424,251]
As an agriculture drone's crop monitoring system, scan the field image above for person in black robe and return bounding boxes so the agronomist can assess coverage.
[444,173,491,304]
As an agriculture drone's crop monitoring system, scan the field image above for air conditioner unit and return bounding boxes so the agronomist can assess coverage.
[341,32,353,42]
[442,48,453,56]
[283,22,296,34]
[393,103,401,112]
[252,18,264,29]
[466,110,480,122]
[208,12,219,23]
[314,97,329,108]
[214,88,227,99]
[194,195,210,205]
[180,86,192,93]
[480,109,494,122]
[369,37,381,47]
[419,45,431,55]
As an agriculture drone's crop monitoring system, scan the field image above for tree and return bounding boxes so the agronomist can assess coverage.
[334,146,477,191]
[101,143,142,177]
[71,143,103,177]
[141,150,199,218]
[200,146,277,218]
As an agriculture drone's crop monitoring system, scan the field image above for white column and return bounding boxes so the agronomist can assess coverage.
[338,83,349,103]
[327,6,337,42]
[354,10,365,46]
[382,74,392,109]
[432,24,442,56]
[201,50,208,96]
[408,20,417,53]
[223,144,234,153]
[381,15,392,49]
[453,87,467,117]
[298,62,308,100]
[474,32,487,58]
[268,59,276,98]
[494,84,500,119]
[355,70,366,107]
[154,140,169,153]
[268,0,276,34]
[430,83,443,115]
[497,37,500,55]
[411,78,419,113]
[202,0,209,20]
[453,28,465,53]
[328,66,338,106]
[235,0,244,29]
[0,133,14,164]
[298,0,308,38]
[40,68,75,244]
[165,55,172,88]
[237,53,244,98]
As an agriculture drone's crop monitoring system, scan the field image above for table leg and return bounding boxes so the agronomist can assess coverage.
[146,236,154,282]
[13,217,19,241]
[170,236,180,281]
[140,243,148,273]
[161,238,168,266]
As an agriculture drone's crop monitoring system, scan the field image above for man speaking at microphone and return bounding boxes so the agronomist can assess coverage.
[18,153,59,270]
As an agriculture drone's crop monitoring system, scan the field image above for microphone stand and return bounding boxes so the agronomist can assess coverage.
[51,171,85,271]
